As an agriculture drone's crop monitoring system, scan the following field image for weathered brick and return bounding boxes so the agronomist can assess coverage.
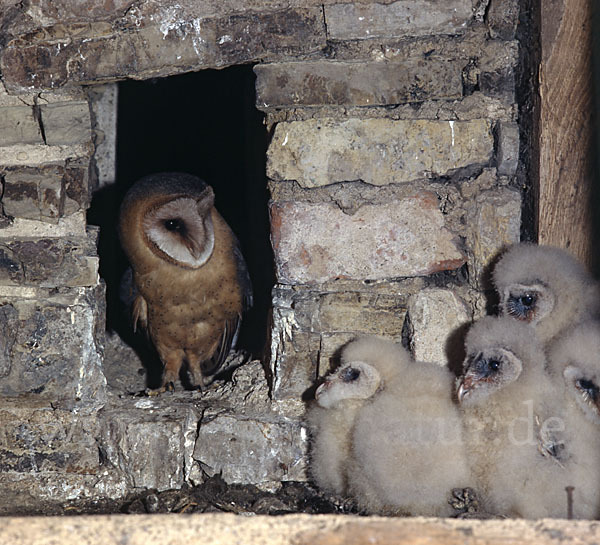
[100,405,199,491]
[270,195,466,284]
[0,404,99,475]
[193,409,307,485]
[39,102,91,146]
[2,167,63,222]
[487,0,520,40]
[0,106,43,147]
[255,60,463,108]
[317,292,406,338]
[269,286,320,400]
[267,118,494,188]
[466,188,521,287]
[0,237,98,288]
[324,0,472,40]
[406,288,471,367]
[495,121,519,176]
[0,143,93,167]
[1,9,326,92]
[0,286,106,406]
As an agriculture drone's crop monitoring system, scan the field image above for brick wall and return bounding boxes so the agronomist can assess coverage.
[0,0,524,511]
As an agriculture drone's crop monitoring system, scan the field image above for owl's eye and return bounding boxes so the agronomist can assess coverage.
[341,366,361,382]
[506,292,538,321]
[487,359,501,372]
[518,294,536,307]
[164,218,186,233]
[576,378,599,403]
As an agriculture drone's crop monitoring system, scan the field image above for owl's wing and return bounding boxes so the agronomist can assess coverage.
[119,267,149,333]
[234,240,253,312]
[203,315,240,377]
[201,237,252,377]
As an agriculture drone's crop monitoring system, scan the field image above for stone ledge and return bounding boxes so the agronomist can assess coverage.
[0,513,598,545]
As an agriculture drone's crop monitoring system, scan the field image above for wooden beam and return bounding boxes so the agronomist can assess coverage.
[537,0,595,270]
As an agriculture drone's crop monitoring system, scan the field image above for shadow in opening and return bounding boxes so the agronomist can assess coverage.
[88,65,274,386]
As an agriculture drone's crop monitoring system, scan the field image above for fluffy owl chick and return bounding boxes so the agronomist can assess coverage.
[349,355,472,516]
[119,172,252,392]
[306,336,412,496]
[457,315,585,519]
[492,243,599,346]
[549,321,600,424]
[546,321,600,518]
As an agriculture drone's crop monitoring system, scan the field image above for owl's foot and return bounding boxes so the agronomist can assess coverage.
[449,487,480,515]
[143,381,175,396]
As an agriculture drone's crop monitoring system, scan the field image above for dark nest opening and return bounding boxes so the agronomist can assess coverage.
[88,65,274,390]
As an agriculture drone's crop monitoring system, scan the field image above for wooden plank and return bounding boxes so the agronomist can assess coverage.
[2,513,600,545]
[537,0,594,269]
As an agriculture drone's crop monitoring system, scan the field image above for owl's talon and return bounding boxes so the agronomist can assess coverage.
[142,382,174,396]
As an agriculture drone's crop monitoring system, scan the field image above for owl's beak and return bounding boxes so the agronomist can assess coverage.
[456,376,474,403]
[183,235,203,260]
[315,379,332,400]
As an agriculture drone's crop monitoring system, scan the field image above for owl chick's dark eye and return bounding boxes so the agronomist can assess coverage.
[164,218,186,233]
[518,294,536,307]
[488,360,501,372]
[576,378,600,403]
[506,292,538,321]
[341,367,361,382]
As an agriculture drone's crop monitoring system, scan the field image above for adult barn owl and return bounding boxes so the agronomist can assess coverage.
[119,172,252,392]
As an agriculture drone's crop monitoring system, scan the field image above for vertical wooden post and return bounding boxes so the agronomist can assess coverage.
[537,0,595,270]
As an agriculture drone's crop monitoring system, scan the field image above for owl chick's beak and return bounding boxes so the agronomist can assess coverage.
[457,375,475,403]
[315,379,333,401]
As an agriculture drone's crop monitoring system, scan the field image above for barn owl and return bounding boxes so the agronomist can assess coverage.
[119,172,252,392]
[457,315,598,518]
[348,349,472,516]
[492,243,599,346]
[306,336,411,497]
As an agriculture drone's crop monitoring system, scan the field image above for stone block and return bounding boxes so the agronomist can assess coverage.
[270,324,319,401]
[0,237,98,288]
[269,286,320,400]
[495,121,519,176]
[270,195,466,284]
[100,405,200,491]
[0,165,88,222]
[406,288,471,367]
[39,102,92,146]
[324,0,472,40]
[466,188,521,287]
[255,60,463,108]
[487,0,519,39]
[0,471,128,515]
[0,106,43,147]
[0,212,87,239]
[0,403,99,475]
[317,292,406,338]
[0,286,106,407]
[267,118,494,188]
[1,9,326,92]
[0,143,93,167]
[193,409,307,485]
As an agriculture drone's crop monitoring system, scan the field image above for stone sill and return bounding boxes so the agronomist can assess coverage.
[1,513,598,545]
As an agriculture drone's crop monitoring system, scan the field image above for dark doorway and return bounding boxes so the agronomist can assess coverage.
[89,65,273,376]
